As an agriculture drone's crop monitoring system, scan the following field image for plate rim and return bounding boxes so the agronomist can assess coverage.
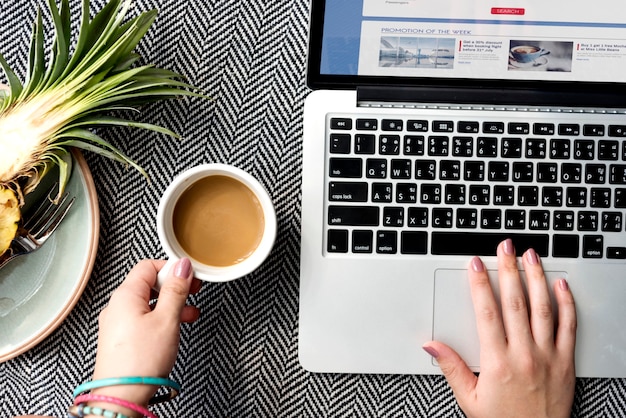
[0,149,100,362]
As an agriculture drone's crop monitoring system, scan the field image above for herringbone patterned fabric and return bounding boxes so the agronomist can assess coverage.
[1,0,625,417]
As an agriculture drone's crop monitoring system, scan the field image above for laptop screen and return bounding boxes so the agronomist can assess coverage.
[308,0,626,94]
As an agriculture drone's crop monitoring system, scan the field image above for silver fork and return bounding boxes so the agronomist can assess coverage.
[0,185,75,270]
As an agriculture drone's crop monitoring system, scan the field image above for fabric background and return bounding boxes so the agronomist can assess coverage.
[1,0,625,416]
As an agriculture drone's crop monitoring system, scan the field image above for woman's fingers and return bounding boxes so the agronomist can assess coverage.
[522,248,555,347]
[468,256,507,352]
[496,239,532,346]
[554,279,577,358]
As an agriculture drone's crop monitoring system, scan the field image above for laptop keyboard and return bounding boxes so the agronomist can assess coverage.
[325,113,626,259]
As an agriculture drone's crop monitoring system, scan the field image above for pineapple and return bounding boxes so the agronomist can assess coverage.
[0,0,202,256]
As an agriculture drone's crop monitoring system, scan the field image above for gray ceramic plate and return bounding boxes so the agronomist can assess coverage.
[0,151,99,362]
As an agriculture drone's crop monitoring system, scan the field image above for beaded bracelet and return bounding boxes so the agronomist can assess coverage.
[73,394,158,418]
[67,403,130,418]
[73,376,180,404]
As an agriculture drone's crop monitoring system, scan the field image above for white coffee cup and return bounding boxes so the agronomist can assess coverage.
[155,164,276,289]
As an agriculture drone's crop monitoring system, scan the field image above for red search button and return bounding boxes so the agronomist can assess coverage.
[491,7,525,15]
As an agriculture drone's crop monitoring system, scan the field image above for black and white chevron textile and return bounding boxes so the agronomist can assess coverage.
[1,0,625,417]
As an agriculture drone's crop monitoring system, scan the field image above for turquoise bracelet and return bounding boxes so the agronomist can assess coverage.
[73,376,180,404]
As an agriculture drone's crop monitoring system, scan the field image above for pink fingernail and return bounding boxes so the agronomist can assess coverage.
[471,256,485,272]
[526,248,539,265]
[174,258,192,279]
[503,238,515,255]
[559,279,569,291]
[423,346,439,359]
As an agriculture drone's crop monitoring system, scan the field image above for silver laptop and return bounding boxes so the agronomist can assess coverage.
[299,0,626,378]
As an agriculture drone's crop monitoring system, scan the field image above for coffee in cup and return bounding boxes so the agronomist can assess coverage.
[156,164,276,288]
[510,45,550,63]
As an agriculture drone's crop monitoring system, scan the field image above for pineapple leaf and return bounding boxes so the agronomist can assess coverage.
[0,53,23,100]
[24,8,46,97]
[46,0,72,84]
[66,115,179,138]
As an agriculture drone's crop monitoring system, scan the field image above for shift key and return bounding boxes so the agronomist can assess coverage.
[328,206,380,226]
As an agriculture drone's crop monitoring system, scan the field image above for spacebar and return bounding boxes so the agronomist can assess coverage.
[431,232,549,257]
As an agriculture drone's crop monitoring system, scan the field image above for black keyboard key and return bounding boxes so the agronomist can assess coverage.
[330,134,351,154]
[582,235,603,258]
[565,187,587,207]
[537,163,558,183]
[330,118,352,130]
[439,160,461,180]
[432,208,453,228]
[464,161,485,181]
[502,138,523,158]
[431,232,549,256]
[598,140,619,160]
[328,206,379,226]
[456,208,478,228]
[518,186,539,206]
[433,120,454,132]
[553,211,575,231]
[483,121,504,134]
[396,183,417,203]
[327,229,348,253]
[390,159,411,179]
[352,230,373,253]
[608,125,626,137]
[616,188,626,207]
[372,183,393,202]
[428,136,449,156]
[561,163,582,183]
[415,160,437,180]
[480,209,502,229]
[469,185,490,205]
[404,135,425,155]
[407,120,428,132]
[542,187,563,207]
[452,137,473,157]
[356,118,378,130]
[585,164,606,184]
[574,140,595,160]
[366,158,387,178]
[508,122,530,135]
[529,210,550,230]
[407,207,428,227]
[550,138,571,159]
[477,137,497,157]
[488,161,509,181]
[512,162,533,182]
[329,182,368,202]
[379,134,401,155]
[420,184,442,204]
[609,164,626,184]
[381,119,403,131]
[355,134,376,154]
[383,207,404,227]
[583,124,605,136]
[607,247,626,259]
[376,231,397,253]
[577,211,599,231]
[493,185,515,205]
[401,231,428,254]
[558,123,580,136]
[526,138,547,158]
[590,188,611,208]
[329,158,362,178]
[444,184,466,204]
[553,234,579,258]
[533,123,555,135]
[504,209,526,230]
[602,212,622,232]
[458,121,479,133]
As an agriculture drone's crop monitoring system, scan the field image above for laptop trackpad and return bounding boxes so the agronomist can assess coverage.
[433,268,567,369]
